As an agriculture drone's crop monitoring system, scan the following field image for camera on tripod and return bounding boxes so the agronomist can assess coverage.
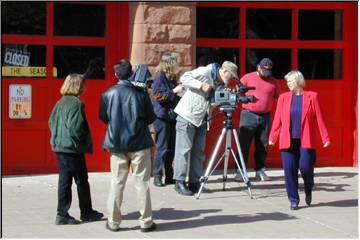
[213,82,255,107]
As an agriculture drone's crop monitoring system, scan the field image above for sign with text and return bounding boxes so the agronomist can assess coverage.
[9,84,32,119]
[4,48,30,66]
[2,66,57,77]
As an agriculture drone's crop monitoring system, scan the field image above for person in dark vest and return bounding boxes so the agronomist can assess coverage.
[49,73,103,225]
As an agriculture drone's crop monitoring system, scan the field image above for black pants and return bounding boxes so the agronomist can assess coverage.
[56,152,93,217]
[238,109,270,171]
[153,118,176,179]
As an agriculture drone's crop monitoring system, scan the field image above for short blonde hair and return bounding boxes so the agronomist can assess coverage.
[60,74,86,96]
[284,70,306,88]
[155,52,178,77]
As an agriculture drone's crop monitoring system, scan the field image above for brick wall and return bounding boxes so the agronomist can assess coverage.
[129,2,196,77]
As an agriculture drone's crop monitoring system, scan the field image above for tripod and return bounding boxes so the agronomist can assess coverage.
[196,106,252,199]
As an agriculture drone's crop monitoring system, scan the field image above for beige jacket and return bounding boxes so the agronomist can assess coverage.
[174,64,217,127]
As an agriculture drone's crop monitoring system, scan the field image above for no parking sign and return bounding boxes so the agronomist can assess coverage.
[9,84,32,119]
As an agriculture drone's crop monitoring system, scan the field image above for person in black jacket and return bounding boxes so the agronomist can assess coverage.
[49,73,103,225]
[99,59,157,232]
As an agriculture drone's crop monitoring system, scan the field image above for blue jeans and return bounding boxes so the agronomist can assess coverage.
[238,109,270,171]
[281,139,316,205]
[153,118,176,179]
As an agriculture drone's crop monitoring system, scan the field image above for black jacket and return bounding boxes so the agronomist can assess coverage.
[99,80,156,153]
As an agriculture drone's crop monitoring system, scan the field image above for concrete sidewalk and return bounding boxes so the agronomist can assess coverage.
[1,167,358,238]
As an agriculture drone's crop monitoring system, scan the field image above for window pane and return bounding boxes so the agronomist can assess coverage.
[1,44,47,78]
[299,10,343,40]
[246,9,292,39]
[298,49,342,79]
[54,46,105,79]
[196,47,239,68]
[197,7,239,39]
[54,3,106,37]
[246,49,291,79]
[2,2,46,35]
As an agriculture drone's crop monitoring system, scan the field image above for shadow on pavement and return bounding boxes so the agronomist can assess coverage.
[311,199,358,208]
[153,212,297,232]
[124,208,222,221]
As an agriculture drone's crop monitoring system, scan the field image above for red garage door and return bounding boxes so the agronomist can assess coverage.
[196,2,357,168]
[2,2,129,175]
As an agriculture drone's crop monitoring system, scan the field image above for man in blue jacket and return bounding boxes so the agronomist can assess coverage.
[99,59,156,232]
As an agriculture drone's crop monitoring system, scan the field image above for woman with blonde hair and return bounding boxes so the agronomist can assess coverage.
[49,74,103,224]
[269,70,330,210]
[152,53,184,187]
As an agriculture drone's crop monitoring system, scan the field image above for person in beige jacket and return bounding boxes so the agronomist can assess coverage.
[173,61,239,195]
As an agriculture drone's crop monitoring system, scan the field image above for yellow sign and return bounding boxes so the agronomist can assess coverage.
[2,66,57,77]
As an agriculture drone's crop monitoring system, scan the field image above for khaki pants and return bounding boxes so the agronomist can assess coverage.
[107,148,153,228]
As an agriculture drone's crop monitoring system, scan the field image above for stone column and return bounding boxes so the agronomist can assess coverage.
[129,2,196,77]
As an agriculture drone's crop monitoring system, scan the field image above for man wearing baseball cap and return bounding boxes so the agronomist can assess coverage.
[173,60,238,196]
[235,58,280,181]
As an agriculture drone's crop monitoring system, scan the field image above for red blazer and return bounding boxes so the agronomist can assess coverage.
[269,91,330,149]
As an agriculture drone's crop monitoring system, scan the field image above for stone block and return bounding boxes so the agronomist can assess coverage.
[168,25,193,43]
[144,5,193,24]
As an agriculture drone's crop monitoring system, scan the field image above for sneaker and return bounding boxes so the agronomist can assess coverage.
[255,168,270,181]
[80,210,104,222]
[140,222,157,232]
[55,215,81,225]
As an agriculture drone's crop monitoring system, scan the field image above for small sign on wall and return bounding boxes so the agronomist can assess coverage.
[9,84,32,119]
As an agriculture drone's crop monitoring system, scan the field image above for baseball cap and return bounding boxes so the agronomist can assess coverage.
[258,58,273,75]
[221,61,239,80]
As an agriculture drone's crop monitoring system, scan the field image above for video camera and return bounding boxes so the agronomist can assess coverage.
[213,81,255,107]
[129,64,153,89]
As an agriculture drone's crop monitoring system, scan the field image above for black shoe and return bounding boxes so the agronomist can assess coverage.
[141,222,156,232]
[188,182,200,194]
[106,221,121,232]
[153,176,165,187]
[174,181,193,196]
[80,210,104,222]
[305,193,312,206]
[55,215,81,225]
[165,178,175,185]
[290,203,298,210]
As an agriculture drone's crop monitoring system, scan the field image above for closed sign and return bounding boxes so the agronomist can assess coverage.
[9,84,32,119]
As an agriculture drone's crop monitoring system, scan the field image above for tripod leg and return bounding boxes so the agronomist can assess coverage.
[232,129,253,199]
[196,128,227,199]
[222,130,232,191]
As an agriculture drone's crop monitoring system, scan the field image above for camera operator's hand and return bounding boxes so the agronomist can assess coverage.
[201,83,213,94]
[173,84,184,94]
[268,140,275,146]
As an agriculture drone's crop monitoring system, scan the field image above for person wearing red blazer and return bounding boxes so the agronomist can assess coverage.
[269,70,331,210]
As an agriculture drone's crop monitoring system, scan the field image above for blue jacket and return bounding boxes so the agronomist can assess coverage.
[152,72,179,120]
